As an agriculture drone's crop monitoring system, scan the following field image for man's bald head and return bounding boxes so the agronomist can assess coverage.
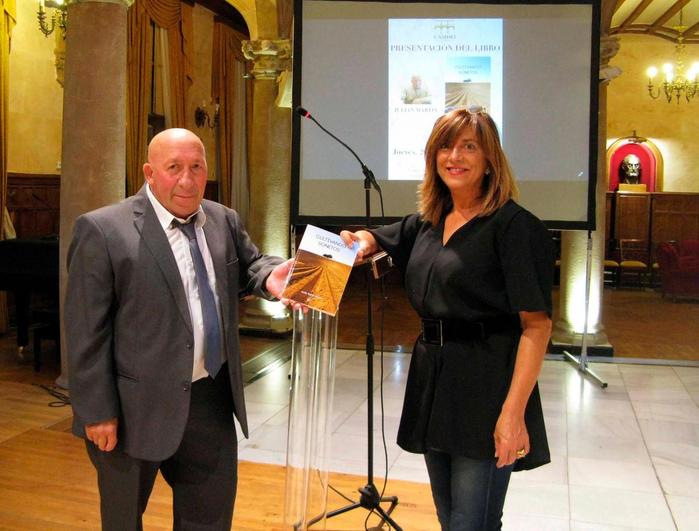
[143,128,208,219]
[148,128,206,164]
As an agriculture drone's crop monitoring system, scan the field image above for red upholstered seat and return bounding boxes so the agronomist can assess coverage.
[656,241,699,300]
[679,240,699,269]
[680,239,699,256]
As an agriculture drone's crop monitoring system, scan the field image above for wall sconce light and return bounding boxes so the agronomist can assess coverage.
[37,0,68,39]
[194,100,220,129]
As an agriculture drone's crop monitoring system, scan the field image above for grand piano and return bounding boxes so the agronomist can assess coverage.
[0,237,59,352]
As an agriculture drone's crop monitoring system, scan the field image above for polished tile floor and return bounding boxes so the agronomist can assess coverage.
[238,349,699,530]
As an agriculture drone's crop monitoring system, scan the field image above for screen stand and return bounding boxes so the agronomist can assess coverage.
[563,230,608,388]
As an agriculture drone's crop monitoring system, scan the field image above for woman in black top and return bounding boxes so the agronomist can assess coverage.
[341,107,553,530]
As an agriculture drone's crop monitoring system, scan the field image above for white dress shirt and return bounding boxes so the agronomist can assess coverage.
[146,184,223,382]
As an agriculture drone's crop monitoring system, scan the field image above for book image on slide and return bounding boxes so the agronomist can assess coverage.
[445,81,491,112]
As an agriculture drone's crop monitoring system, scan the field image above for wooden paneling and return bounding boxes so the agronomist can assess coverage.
[615,192,651,242]
[6,174,60,239]
[650,193,699,247]
[606,192,699,261]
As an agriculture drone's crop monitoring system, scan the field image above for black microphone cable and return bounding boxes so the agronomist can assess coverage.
[34,383,71,407]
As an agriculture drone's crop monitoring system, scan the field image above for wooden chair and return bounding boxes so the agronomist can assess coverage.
[619,238,648,287]
[603,258,620,286]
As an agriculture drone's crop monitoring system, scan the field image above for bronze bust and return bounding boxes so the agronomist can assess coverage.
[619,154,642,184]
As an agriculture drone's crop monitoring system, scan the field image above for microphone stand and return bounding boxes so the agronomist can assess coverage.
[297,107,401,530]
[322,172,402,531]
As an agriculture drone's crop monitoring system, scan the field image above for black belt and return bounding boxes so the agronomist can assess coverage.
[420,315,521,346]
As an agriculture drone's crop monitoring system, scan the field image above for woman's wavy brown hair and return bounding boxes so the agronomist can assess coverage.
[417,107,519,226]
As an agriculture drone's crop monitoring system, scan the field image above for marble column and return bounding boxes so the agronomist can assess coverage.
[240,39,293,333]
[57,0,131,387]
[242,38,291,254]
[551,35,621,356]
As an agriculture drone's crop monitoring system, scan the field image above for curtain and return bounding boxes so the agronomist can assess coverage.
[125,0,192,196]
[230,60,249,224]
[212,21,248,220]
[0,0,15,333]
[126,3,153,197]
[157,27,172,128]
[1,0,15,239]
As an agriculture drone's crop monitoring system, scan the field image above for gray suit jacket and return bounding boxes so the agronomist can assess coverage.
[65,186,282,461]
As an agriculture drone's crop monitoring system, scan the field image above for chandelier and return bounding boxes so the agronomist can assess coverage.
[646,11,698,103]
[37,0,68,38]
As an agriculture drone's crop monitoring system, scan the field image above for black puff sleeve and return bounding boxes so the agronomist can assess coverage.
[497,209,555,316]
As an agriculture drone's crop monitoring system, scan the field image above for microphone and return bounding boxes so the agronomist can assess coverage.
[296,106,381,192]
[296,106,311,119]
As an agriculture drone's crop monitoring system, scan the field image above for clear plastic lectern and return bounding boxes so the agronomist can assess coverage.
[283,309,339,530]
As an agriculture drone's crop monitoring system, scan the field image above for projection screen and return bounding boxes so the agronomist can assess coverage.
[291,0,600,230]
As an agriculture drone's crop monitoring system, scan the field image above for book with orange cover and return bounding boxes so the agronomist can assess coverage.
[282,225,359,316]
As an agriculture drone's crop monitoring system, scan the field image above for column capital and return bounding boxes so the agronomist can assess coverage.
[242,39,292,80]
[599,34,622,84]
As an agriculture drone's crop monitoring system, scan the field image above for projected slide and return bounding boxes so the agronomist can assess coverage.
[388,19,503,181]
[295,0,596,226]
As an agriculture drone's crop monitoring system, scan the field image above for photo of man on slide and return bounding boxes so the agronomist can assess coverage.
[402,74,432,104]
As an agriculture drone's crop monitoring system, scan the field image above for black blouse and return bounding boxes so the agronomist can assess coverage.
[370,200,554,471]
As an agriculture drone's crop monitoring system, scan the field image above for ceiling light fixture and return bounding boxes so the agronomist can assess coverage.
[646,10,698,103]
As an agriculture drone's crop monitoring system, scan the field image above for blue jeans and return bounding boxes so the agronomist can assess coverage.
[424,450,514,531]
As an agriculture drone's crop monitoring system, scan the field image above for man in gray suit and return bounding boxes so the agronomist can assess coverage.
[65,128,295,530]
